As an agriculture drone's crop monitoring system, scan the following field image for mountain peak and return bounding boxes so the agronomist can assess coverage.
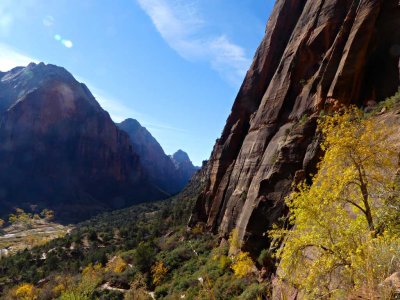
[172,150,191,164]
[119,118,142,130]
[1,62,76,84]
[0,62,102,114]
[0,63,166,222]
[117,119,157,148]
[117,122,197,195]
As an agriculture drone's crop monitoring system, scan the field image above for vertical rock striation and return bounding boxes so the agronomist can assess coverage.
[191,0,400,254]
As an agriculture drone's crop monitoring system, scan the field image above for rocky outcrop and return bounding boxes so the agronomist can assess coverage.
[0,63,167,222]
[191,0,400,254]
[381,272,400,293]
[117,120,197,195]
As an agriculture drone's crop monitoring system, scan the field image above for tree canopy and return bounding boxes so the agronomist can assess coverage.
[271,107,400,298]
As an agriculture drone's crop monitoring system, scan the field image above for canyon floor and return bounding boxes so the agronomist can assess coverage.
[0,221,73,257]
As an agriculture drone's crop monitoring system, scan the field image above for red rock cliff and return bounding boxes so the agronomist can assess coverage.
[191,0,400,253]
[0,63,167,222]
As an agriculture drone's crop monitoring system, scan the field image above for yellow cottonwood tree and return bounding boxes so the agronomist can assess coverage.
[231,251,254,278]
[270,107,400,297]
[228,229,255,278]
[151,261,168,285]
[60,263,104,300]
[13,283,37,300]
[106,256,127,273]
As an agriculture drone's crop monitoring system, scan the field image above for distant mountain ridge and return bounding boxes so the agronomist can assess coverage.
[0,62,196,222]
[170,149,200,189]
[117,119,198,195]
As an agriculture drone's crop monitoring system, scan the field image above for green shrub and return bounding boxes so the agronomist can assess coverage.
[379,90,400,110]
[238,282,270,300]
[257,249,272,267]
[132,242,157,273]
[154,284,169,298]
[368,90,400,115]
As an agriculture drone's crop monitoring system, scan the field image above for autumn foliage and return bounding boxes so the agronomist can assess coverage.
[227,229,255,278]
[11,283,37,300]
[106,256,127,273]
[270,107,400,298]
[151,261,168,285]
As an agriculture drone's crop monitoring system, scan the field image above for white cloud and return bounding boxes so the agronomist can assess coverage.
[87,85,142,123]
[137,0,250,85]
[208,36,251,85]
[93,89,187,133]
[0,43,38,72]
[83,81,186,134]
[137,0,203,44]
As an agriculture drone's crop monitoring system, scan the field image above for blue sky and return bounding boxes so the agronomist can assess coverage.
[0,0,274,166]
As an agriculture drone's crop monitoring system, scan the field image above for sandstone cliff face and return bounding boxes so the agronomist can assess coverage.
[0,63,166,222]
[117,119,197,195]
[191,0,400,253]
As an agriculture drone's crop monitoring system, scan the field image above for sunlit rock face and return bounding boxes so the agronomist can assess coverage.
[0,63,167,223]
[117,120,198,195]
[190,0,400,253]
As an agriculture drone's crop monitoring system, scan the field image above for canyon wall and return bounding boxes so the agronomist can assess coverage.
[191,0,400,253]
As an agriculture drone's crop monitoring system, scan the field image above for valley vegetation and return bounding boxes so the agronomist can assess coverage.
[2,96,400,299]
[0,172,267,299]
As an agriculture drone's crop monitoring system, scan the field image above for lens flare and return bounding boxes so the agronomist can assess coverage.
[53,34,74,48]
[61,40,73,48]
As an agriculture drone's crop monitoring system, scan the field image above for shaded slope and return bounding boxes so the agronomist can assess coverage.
[0,63,167,222]
[117,119,198,195]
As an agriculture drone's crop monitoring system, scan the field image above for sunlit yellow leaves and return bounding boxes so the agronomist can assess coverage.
[270,107,400,297]
[13,283,37,300]
[151,261,168,286]
[8,208,55,227]
[106,256,127,273]
[231,251,254,278]
[227,228,254,278]
[40,209,54,221]
[60,264,103,299]
[52,283,65,297]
